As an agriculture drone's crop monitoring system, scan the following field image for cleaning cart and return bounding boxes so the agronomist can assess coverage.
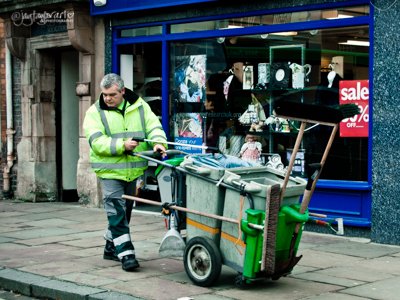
[123,100,359,287]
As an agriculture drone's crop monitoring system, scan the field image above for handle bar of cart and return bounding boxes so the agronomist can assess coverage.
[133,150,264,195]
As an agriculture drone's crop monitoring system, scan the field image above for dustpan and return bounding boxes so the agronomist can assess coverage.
[159,210,186,257]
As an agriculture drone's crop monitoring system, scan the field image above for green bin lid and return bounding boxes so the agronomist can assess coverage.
[155,157,184,176]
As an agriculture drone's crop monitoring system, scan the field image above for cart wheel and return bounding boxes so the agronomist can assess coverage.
[184,236,222,287]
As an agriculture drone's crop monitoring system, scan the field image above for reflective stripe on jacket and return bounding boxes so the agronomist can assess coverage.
[83,88,167,182]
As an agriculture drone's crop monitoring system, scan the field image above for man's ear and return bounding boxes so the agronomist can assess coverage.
[121,87,125,95]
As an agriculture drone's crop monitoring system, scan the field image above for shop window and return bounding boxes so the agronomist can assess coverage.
[169,24,369,181]
[118,42,162,117]
[120,26,162,38]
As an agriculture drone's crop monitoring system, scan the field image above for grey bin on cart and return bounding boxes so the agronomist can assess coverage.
[220,166,307,272]
[180,154,265,247]
[155,156,185,204]
[180,156,226,246]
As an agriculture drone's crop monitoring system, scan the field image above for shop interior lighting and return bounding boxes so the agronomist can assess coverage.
[324,8,363,20]
[227,25,244,29]
[339,40,370,47]
[327,13,354,19]
[270,31,298,36]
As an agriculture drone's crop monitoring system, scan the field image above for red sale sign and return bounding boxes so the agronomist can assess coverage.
[339,80,369,137]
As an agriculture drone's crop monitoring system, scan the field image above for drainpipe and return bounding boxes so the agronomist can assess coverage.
[3,41,16,198]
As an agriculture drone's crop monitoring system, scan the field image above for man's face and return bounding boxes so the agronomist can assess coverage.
[102,84,125,108]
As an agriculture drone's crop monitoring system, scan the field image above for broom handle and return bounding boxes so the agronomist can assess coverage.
[279,121,306,203]
[123,195,240,225]
[294,123,339,234]
[300,123,338,214]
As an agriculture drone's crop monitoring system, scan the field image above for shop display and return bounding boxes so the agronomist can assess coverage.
[269,62,291,89]
[238,94,266,126]
[175,54,206,103]
[257,63,270,86]
[239,134,263,164]
[264,153,284,170]
[289,63,312,89]
[243,65,254,90]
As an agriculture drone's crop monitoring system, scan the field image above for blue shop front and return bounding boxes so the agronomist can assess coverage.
[91,0,373,233]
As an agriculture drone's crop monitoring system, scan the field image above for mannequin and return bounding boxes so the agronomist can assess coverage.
[327,68,337,88]
[315,61,342,107]
[224,61,252,114]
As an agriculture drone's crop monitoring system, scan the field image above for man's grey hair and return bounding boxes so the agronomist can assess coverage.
[100,73,125,91]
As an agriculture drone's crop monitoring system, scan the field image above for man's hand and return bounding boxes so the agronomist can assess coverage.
[124,139,139,152]
[153,144,167,159]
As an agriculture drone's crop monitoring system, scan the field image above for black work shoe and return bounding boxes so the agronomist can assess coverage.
[103,240,119,262]
[121,255,140,271]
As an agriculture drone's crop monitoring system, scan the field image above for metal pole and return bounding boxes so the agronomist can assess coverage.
[138,138,219,152]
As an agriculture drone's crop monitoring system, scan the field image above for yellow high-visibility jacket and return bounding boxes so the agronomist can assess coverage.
[83,88,167,182]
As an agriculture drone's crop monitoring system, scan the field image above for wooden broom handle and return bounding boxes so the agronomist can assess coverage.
[123,194,239,224]
[279,121,306,203]
[300,124,338,213]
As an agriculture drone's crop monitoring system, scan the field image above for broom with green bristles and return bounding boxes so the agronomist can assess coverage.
[271,100,360,277]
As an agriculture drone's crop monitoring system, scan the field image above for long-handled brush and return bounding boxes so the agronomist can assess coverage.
[261,184,281,275]
[272,100,360,276]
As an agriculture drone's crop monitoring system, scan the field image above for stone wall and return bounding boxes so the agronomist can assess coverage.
[371,0,400,245]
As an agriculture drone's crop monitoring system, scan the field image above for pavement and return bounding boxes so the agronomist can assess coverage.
[1,199,400,300]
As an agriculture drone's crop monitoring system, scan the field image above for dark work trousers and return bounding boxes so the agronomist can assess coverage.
[101,178,136,260]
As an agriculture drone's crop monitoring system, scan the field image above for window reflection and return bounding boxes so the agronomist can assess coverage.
[169,25,369,181]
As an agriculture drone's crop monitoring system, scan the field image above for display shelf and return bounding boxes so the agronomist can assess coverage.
[268,44,307,155]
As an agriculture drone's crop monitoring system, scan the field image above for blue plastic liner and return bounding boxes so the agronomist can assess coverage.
[188,154,258,169]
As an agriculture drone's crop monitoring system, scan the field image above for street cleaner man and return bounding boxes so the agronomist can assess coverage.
[83,73,167,271]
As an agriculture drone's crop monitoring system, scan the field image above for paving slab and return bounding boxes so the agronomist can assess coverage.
[12,234,80,246]
[313,241,400,258]
[342,276,400,300]
[304,293,369,299]
[1,227,77,240]
[27,218,79,227]
[292,271,366,287]
[56,271,119,287]
[191,295,237,300]
[60,236,106,248]
[217,277,342,300]
[298,248,365,269]
[68,246,104,258]
[89,266,151,281]
[103,276,212,300]
[315,265,395,282]
[19,260,97,277]
[0,211,28,217]
[358,255,400,275]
